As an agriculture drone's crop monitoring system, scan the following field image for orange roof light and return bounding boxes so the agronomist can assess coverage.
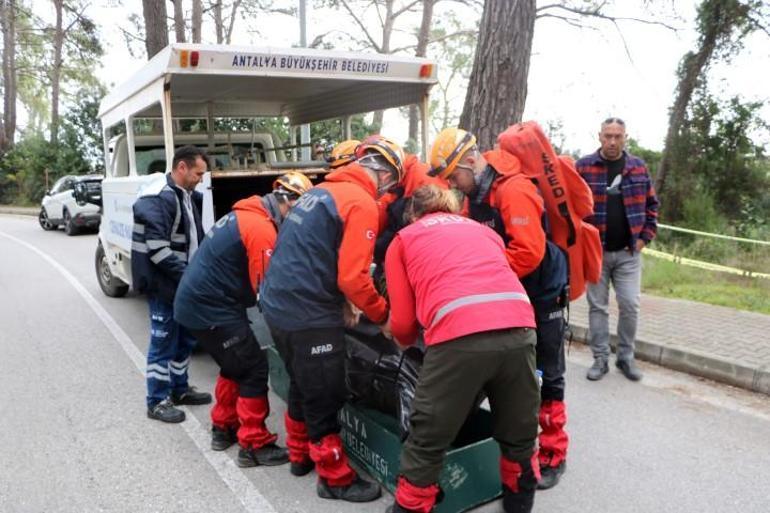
[419,64,433,78]
[180,50,189,68]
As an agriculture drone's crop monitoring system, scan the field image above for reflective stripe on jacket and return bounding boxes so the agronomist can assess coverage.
[384,212,535,346]
[131,173,203,303]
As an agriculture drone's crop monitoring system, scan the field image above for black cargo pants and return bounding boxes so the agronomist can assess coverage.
[533,302,567,402]
[268,325,347,442]
[190,323,269,397]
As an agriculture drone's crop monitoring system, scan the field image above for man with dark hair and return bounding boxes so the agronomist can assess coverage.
[132,145,212,423]
[576,118,659,382]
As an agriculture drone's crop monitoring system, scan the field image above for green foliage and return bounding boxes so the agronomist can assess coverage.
[663,87,770,232]
[642,256,770,314]
[627,138,661,178]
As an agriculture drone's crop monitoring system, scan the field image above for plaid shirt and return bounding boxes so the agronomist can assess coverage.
[576,150,659,251]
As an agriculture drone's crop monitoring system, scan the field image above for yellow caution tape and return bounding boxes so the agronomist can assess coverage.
[642,247,770,280]
[658,223,770,246]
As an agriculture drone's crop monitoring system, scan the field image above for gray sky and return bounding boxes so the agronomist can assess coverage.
[88,0,770,155]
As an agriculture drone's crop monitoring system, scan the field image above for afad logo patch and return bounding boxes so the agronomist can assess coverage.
[310,344,333,355]
[366,229,375,240]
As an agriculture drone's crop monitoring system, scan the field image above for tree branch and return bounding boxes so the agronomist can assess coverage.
[388,29,476,53]
[339,0,381,51]
[392,0,422,20]
[537,3,679,32]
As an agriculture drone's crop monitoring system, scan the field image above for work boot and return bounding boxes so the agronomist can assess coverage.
[502,486,535,513]
[172,386,212,405]
[317,475,382,502]
[290,457,315,477]
[537,461,566,490]
[237,443,290,467]
[616,359,643,381]
[211,425,238,451]
[147,398,185,423]
[586,358,609,381]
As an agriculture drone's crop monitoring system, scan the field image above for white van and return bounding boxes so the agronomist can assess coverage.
[95,43,437,297]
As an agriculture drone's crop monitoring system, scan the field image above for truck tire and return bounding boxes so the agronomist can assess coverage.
[63,208,79,236]
[38,207,57,231]
[95,242,129,297]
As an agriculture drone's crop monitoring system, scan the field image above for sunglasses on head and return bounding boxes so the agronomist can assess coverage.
[603,117,625,126]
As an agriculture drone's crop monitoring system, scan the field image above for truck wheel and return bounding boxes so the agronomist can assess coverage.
[38,208,56,231]
[63,208,79,236]
[95,243,129,297]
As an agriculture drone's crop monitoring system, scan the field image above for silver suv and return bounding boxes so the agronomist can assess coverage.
[39,174,103,235]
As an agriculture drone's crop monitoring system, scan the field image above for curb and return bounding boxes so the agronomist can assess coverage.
[0,206,38,216]
[569,323,770,396]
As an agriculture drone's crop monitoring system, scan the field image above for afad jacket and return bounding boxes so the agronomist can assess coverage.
[260,163,388,331]
[385,212,535,346]
[174,195,279,331]
[469,149,568,306]
[374,154,446,264]
[131,173,204,304]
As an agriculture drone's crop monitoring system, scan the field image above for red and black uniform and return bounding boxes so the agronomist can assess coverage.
[385,213,540,513]
[468,149,570,475]
[260,163,386,486]
[174,195,281,450]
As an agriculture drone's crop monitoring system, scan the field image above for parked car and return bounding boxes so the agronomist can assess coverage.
[39,174,103,235]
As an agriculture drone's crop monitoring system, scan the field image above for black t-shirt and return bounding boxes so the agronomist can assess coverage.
[603,155,631,251]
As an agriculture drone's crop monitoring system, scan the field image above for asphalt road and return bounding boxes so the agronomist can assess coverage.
[1,213,769,513]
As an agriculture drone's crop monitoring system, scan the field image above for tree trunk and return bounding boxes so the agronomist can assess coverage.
[172,0,186,42]
[192,0,202,43]
[142,0,169,58]
[655,1,728,196]
[459,0,535,150]
[225,0,243,44]
[372,0,396,133]
[1,0,17,151]
[211,0,224,44]
[50,0,64,145]
[408,0,434,148]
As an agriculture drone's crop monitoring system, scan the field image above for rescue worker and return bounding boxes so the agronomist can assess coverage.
[173,173,313,467]
[429,128,570,490]
[374,149,446,266]
[259,137,404,503]
[131,145,212,423]
[384,185,540,513]
[324,139,360,169]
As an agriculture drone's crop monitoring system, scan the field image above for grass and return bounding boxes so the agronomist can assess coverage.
[642,255,770,315]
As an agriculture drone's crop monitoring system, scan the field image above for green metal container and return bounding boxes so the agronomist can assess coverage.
[265,346,503,513]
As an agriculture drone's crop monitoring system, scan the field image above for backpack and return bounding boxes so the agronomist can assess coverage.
[497,121,602,300]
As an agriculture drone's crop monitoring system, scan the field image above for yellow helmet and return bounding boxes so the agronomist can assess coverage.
[273,172,313,199]
[326,139,361,169]
[429,128,477,179]
[355,135,405,182]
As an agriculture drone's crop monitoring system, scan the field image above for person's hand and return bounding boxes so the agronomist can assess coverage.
[343,302,361,328]
[379,313,393,340]
[635,238,646,252]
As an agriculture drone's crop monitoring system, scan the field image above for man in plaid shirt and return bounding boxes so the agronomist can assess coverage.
[576,118,659,382]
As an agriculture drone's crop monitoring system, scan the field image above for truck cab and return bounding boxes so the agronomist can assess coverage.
[95,43,436,297]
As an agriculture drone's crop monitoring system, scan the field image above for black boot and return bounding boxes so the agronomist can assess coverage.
[171,386,212,405]
[290,458,315,476]
[537,461,566,490]
[502,486,535,513]
[211,425,238,451]
[237,443,289,467]
[147,398,185,423]
[317,475,382,502]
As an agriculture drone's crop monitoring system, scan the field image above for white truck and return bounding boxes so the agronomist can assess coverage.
[94,43,437,297]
